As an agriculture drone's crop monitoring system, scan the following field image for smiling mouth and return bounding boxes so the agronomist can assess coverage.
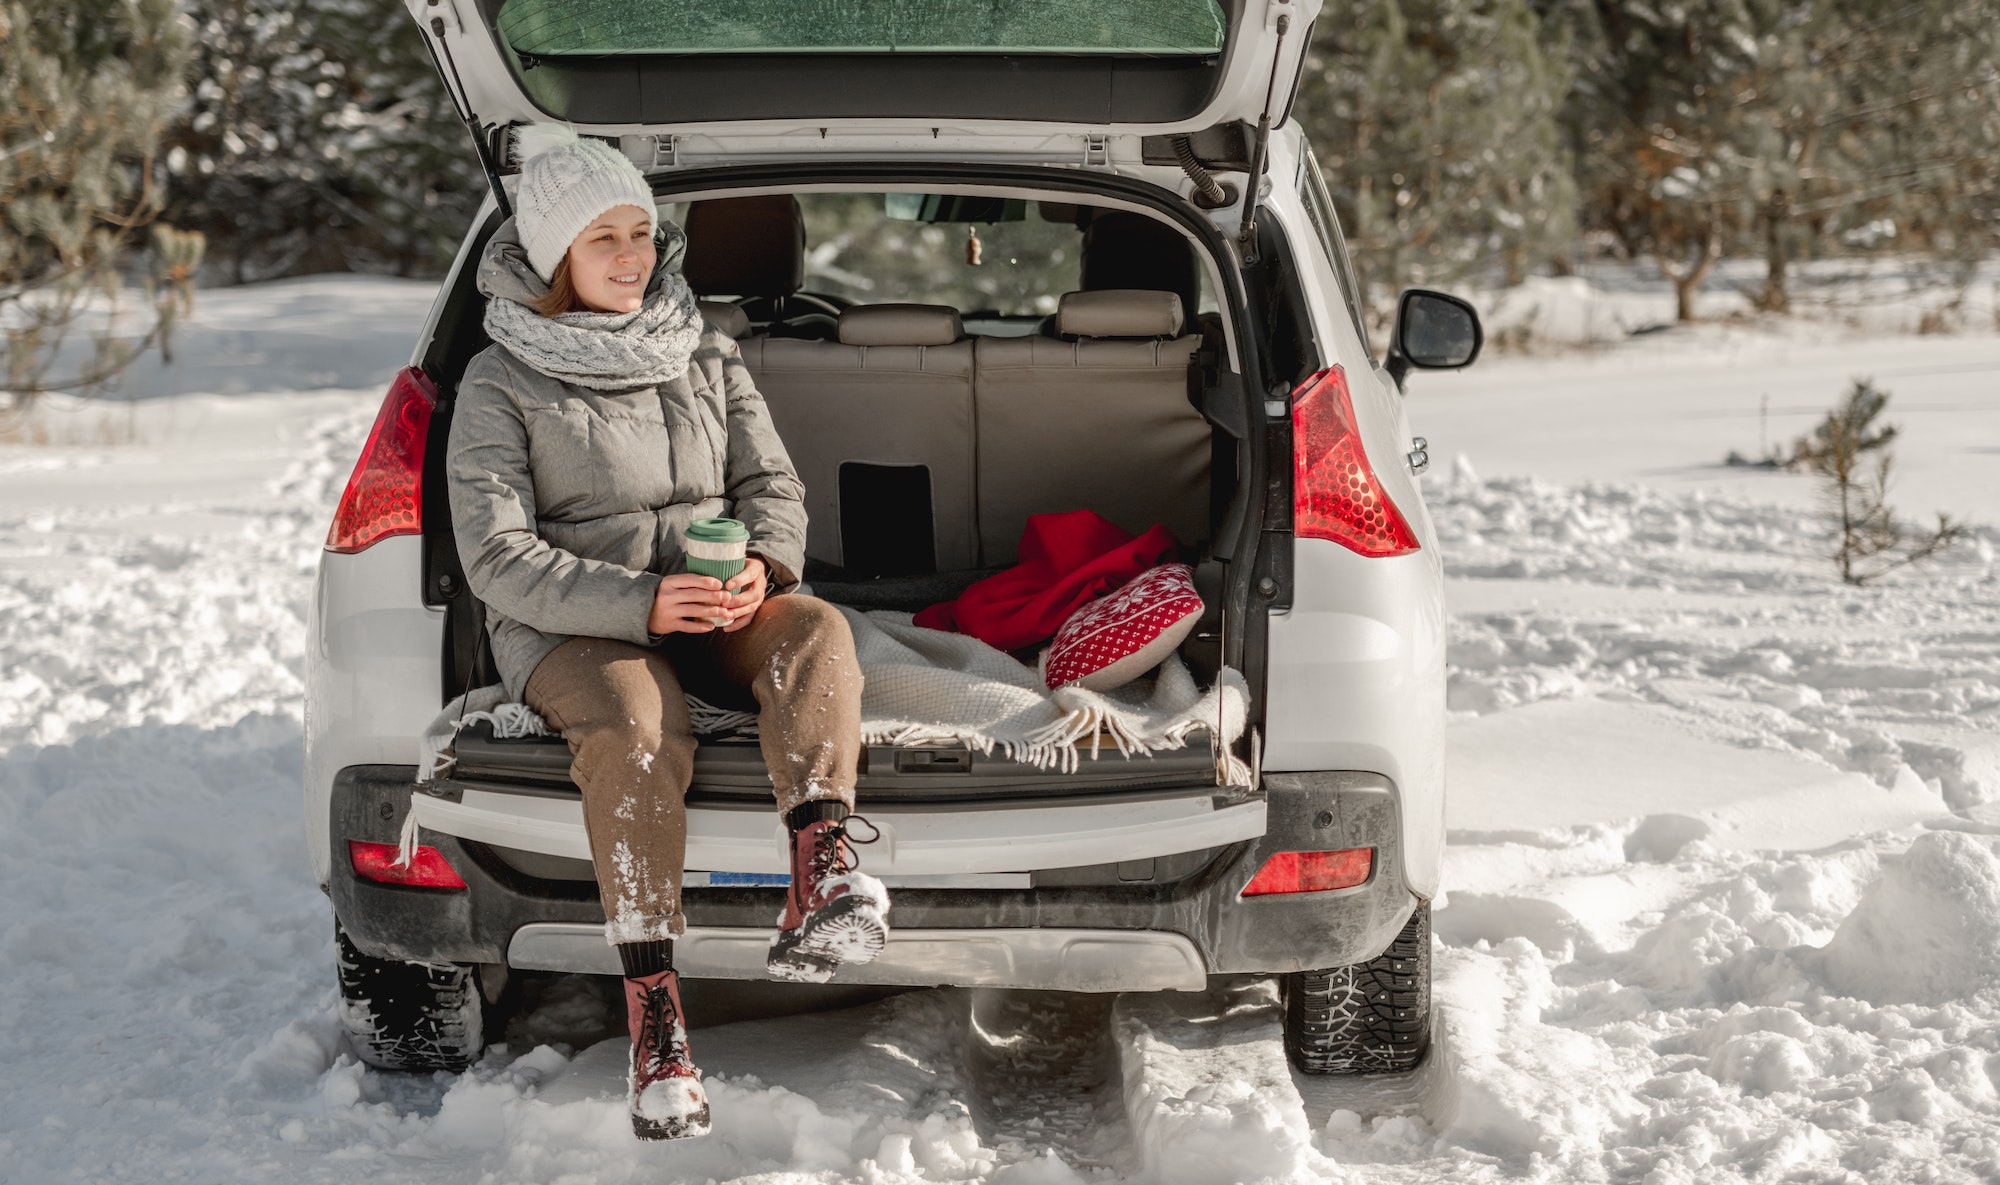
[611,273,641,284]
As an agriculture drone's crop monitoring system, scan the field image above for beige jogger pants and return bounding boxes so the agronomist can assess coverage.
[522,594,862,943]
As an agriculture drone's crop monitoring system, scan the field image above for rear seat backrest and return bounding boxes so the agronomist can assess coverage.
[741,304,977,572]
[972,290,1209,566]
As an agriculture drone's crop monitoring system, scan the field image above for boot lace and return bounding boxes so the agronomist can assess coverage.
[638,982,689,1071]
[808,814,880,881]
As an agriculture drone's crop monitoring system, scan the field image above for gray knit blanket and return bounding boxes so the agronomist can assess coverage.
[418,608,1249,785]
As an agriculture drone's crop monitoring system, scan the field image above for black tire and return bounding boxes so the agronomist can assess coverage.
[1282,902,1432,1074]
[335,921,484,1072]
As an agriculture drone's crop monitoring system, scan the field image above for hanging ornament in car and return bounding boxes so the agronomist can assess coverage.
[965,224,982,266]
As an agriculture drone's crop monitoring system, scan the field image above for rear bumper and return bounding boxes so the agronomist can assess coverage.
[328,765,1418,985]
[405,775,1270,875]
[511,924,1209,991]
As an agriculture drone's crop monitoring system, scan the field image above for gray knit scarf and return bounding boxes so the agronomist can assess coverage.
[481,227,705,392]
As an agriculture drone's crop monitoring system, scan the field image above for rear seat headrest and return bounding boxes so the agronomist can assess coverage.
[1081,212,1200,321]
[698,301,751,340]
[838,303,964,347]
[681,195,805,298]
[1055,289,1185,339]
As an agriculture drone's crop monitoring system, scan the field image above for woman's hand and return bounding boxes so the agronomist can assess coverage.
[648,573,731,635]
[719,556,768,632]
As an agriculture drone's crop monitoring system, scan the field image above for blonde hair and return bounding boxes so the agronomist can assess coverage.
[529,253,587,317]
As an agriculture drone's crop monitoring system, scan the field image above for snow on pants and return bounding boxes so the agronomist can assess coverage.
[521,594,863,944]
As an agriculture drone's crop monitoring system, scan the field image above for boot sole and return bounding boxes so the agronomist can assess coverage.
[766,894,888,984]
[633,1103,712,1141]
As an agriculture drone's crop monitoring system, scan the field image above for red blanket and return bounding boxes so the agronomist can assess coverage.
[915,510,1178,651]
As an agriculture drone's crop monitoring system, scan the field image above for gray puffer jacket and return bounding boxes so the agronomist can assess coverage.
[447,230,808,701]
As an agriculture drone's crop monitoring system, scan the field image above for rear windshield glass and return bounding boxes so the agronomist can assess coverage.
[496,0,1228,57]
[665,194,1081,321]
[658,193,1216,329]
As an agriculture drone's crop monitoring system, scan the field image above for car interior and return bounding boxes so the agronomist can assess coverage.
[679,194,1229,604]
[430,188,1250,709]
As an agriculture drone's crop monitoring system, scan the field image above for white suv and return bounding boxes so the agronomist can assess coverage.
[305,0,1481,1076]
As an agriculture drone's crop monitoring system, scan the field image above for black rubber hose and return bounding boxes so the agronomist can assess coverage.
[1174,137,1231,209]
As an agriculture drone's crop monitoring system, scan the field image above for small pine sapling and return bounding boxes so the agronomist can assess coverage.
[1792,378,1963,585]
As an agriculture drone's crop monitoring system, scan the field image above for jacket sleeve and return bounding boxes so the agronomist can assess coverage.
[447,360,662,643]
[714,334,809,591]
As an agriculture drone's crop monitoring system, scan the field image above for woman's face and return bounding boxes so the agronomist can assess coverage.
[566,205,657,314]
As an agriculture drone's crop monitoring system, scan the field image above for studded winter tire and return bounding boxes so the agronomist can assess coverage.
[335,921,483,1072]
[1282,902,1431,1074]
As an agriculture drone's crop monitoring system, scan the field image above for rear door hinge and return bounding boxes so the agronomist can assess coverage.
[421,0,461,34]
[622,133,676,170]
[1084,134,1110,169]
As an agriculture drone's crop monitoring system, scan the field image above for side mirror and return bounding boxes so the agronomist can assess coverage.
[1385,289,1483,392]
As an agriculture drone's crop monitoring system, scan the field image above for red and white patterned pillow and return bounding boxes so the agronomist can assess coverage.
[1043,563,1204,691]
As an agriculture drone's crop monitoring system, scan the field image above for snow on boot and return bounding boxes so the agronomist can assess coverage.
[624,968,711,1141]
[766,815,889,983]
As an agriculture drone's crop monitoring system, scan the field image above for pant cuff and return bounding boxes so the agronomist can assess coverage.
[604,913,686,945]
[778,778,855,814]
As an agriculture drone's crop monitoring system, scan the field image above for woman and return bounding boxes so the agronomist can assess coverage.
[446,125,888,1142]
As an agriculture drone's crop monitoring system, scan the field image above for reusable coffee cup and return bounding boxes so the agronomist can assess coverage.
[685,517,750,625]
[684,516,750,581]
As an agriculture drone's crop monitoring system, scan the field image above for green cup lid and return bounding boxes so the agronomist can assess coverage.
[686,516,750,544]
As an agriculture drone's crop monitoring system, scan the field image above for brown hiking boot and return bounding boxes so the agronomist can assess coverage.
[766,815,889,983]
[623,968,711,1140]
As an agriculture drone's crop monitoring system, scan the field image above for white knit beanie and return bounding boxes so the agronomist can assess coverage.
[512,124,657,283]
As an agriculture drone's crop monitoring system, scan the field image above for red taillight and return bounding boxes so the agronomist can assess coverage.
[1291,366,1419,557]
[326,366,436,554]
[349,840,468,890]
[1241,848,1374,896]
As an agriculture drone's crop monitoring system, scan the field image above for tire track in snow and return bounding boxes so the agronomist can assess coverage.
[963,988,1130,1169]
[1113,980,1336,1183]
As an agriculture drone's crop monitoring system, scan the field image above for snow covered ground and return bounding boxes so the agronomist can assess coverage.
[1,274,1997,1183]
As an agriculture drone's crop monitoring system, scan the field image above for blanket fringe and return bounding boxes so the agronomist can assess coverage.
[861,697,1245,778]
[687,696,759,736]
[393,801,422,870]
[461,702,551,740]
[416,702,550,783]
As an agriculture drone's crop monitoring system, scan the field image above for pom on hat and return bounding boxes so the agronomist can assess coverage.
[510,122,657,283]
[512,121,584,165]
[512,122,583,166]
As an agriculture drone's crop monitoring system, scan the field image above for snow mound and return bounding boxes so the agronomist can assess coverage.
[1820,830,2000,1005]
[1114,985,1328,1185]
[0,398,371,751]
[1624,813,1712,863]
[1698,1008,1821,1094]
